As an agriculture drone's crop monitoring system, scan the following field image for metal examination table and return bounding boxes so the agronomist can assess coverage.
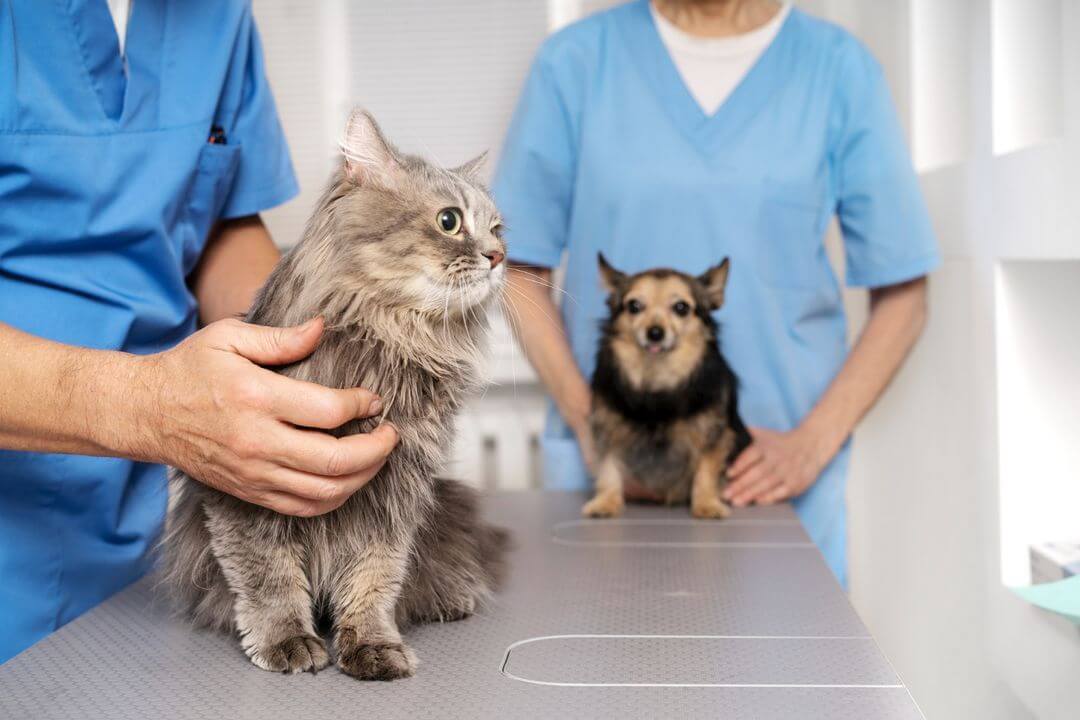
[0,491,924,719]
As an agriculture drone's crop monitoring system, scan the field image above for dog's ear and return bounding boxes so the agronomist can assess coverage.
[698,258,731,310]
[597,253,628,295]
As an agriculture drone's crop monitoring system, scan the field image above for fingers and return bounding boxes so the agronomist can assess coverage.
[270,423,399,477]
[731,479,783,507]
[728,444,764,478]
[724,463,782,507]
[218,317,324,367]
[265,372,383,429]
[758,484,792,506]
[249,489,347,518]
[263,465,379,514]
[234,424,399,517]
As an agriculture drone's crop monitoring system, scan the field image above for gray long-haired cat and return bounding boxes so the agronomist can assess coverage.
[161,109,509,680]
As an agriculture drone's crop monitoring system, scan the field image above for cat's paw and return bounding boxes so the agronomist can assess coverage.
[442,595,477,622]
[691,498,731,519]
[337,641,417,681]
[249,634,330,674]
[582,494,624,518]
[409,594,478,624]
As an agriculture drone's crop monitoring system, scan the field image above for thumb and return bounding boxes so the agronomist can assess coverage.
[228,317,324,367]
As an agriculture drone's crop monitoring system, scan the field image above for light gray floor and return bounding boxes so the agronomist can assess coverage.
[0,490,924,719]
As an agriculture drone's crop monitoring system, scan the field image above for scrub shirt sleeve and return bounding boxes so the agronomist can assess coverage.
[492,49,581,269]
[832,42,941,288]
[218,13,299,220]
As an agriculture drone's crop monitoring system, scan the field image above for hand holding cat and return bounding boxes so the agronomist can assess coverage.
[145,316,398,517]
[723,426,833,507]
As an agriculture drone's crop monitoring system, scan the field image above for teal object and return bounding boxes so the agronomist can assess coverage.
[493,1,941,588]
[0,0,297,662]
[1012,577,1080,624]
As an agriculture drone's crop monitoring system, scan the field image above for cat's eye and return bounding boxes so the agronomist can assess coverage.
[437,208,463,236]
[626,299,643,314]
[491,223,505,239]
[672,300,691,317]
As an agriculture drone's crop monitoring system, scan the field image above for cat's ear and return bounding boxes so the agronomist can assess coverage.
[597,253,628,295]
[697,257,731,310]
[453,151,488,182]
[341,109,401,187]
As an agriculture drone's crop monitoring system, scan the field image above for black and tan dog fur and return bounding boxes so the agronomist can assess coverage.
[585,255,751,519]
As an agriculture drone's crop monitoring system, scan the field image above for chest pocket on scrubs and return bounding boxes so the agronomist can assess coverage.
[755,180,828,290]
[182,142,241,274]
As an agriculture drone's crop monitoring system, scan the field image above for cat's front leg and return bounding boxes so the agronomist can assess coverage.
[332,537,417,680]
[203,501,329,674]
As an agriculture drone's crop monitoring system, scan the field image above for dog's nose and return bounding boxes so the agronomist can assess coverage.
[646,326,664,343]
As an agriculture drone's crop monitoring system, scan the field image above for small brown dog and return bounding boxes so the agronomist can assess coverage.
[584,254,751,519]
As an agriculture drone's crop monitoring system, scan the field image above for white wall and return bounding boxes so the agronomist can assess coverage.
[822,2,1080,719]
[254,2,1080,717]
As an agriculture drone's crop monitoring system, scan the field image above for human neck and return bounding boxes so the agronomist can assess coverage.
[651,0,781,38]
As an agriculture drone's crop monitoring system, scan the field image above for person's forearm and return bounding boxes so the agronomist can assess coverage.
[190,215,281,324]
[800,277,929,460]
[505,264,591,432]
[0,323,158,458]
[0,216,279,458]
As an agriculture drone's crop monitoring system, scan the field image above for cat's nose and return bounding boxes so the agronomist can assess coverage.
[483,250,505,269]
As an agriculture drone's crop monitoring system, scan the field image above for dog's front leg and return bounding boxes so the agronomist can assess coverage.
[583,454,626,517]
[691,431,734,519]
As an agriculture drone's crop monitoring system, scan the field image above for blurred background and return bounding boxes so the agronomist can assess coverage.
[252,2,1079,718]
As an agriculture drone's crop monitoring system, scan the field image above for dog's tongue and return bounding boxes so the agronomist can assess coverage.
[647,345,662,354]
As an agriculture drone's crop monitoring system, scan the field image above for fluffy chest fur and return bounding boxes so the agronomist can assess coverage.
[591,343,738,503]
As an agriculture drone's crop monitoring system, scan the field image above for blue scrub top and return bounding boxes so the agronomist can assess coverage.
[0,0,297,662]
[493,1,940,587]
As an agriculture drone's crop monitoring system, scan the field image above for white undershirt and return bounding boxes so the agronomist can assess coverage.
[650,2,791,116]
[106,0,132,56]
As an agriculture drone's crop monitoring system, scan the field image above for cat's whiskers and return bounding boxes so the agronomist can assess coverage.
[495,292,526,398]
[455,275,468,337]
[511,269,579,308]
[502,282,561,329]
[471,287,496,395]
[441,281,453,339]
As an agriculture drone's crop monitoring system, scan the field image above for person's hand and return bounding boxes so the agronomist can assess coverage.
[142,317,398,517]
[572,421,598,476]
[723,426,831,507]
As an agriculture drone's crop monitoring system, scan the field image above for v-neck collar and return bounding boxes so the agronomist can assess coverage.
[65,0,165,129]
[67,0,127,122]
[617,0,798,154]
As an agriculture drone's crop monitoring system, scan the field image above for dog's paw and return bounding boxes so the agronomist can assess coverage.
[337,642,416,681]
[582,495,625,518]
[248,634,330,674]
[691,498,731,519]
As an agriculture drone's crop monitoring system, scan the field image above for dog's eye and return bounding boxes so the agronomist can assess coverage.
[626,299,643,314]
[673,301,690,317]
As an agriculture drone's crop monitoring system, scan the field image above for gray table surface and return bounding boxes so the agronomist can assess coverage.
[0,490,924,719]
